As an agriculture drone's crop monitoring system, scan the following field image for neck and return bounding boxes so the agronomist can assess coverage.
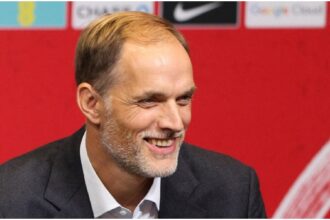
[85,123,153,212]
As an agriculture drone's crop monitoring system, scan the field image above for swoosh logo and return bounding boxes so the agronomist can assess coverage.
[173,2,222,22]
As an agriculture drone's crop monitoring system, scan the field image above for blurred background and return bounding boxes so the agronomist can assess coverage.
[0,1,329,217]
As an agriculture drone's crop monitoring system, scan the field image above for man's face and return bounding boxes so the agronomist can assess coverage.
[100,38,195,178]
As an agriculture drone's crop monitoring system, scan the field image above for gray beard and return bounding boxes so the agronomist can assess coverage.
[100,115,180,178]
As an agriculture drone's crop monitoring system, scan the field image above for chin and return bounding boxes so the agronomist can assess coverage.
[140,157,179,178]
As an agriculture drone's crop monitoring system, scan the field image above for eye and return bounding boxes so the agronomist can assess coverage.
[137,99,158,108]
[177,95,192,106]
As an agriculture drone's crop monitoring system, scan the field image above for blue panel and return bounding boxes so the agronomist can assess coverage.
[0,2,66,28]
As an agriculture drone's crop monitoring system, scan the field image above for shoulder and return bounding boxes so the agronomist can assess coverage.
[0,127,84,206]
[178,142,258,201]
[1,138,63,182]
[0,132,73,178]
[0,127,84,173]
[0,127,89,217]
[180,142,253,180]
[0,138,61,215]
[174,143,266,217]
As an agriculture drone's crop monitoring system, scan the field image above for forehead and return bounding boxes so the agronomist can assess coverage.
[113,39,194,94]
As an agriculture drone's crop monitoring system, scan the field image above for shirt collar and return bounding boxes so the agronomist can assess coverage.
[80,131,161,217]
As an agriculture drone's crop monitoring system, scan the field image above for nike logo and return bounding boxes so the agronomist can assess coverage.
[173,2,222,22]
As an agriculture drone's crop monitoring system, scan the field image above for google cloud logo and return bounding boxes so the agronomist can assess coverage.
[249,3,289,17]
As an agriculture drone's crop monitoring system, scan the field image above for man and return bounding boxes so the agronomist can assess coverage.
[0,12,266,218]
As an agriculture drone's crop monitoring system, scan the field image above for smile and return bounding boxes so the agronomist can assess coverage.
[143,137,178,155]
[144,138,174,148]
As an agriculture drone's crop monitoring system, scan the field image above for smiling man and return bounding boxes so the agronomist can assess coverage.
[0,12,266,218]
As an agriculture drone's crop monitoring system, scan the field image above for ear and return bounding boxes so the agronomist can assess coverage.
[77,83,104,125]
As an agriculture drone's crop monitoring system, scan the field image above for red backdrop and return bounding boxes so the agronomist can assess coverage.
[0,2,329,217]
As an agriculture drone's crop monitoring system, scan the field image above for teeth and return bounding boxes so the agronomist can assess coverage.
[147,138,173,147]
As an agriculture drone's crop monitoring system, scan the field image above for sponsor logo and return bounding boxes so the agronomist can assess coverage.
[161,2,239,27]
[245,2,326,28]
[249,4,289,17]
[72,2,154,29]
[0,2,66,29]
[173,2,222,22]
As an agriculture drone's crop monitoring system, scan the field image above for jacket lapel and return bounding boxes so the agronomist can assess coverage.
[44,127,94,218]
[159,147,207,218]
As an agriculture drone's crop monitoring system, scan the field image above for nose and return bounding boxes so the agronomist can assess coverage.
[158,101,185,132]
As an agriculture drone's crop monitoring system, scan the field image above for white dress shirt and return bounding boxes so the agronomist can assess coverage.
[80,132,160,218]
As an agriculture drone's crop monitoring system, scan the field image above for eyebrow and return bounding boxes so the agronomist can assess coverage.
[133,86,196,102]
[177,87,196,99]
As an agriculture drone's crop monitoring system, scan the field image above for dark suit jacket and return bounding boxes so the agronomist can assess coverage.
[0,127,266,218]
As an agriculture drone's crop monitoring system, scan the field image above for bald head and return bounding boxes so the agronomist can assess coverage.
[75,11,189,96]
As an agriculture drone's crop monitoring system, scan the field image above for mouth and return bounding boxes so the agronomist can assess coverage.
[144,138,174,147]
[143,137,178,155]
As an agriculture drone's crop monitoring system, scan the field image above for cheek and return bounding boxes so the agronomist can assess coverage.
[118,108,158,131]
[180,106,192,128]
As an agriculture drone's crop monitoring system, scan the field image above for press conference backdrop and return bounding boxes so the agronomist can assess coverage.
[0,2,329,218]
